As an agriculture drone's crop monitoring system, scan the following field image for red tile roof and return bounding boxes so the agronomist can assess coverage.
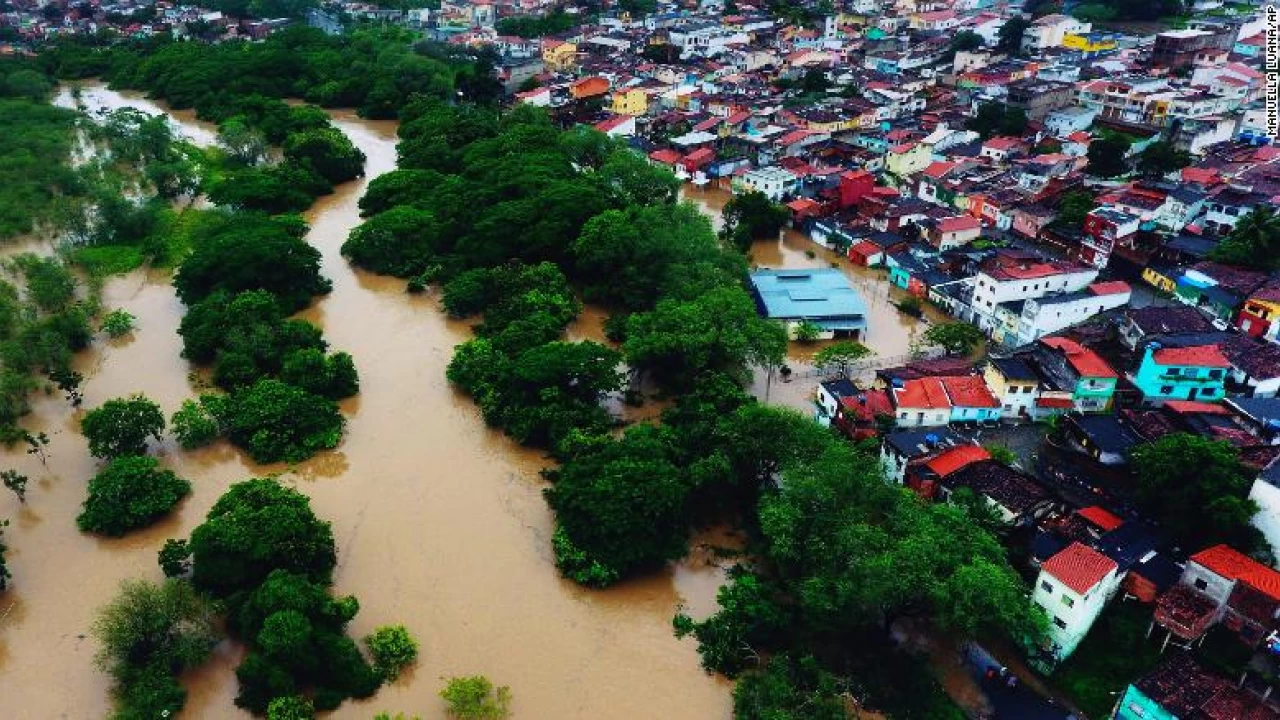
[1043,542,1117,595]
[837,389,894,422]
[1041,337,1118,379]
[1152,345,1231,369]
[940,375,1000,408]
[1190,545,1280,602]
[1076,506,1124,532]
[648,149,682,165]
[925,445,991,477]
[938,215,982,234]
[1089,280,1131,296]
[1036,396,1074,409]
[893,377,952,410]
[1162,400,1230,415]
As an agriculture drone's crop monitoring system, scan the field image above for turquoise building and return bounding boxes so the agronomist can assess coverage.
[1131,342,1230,404]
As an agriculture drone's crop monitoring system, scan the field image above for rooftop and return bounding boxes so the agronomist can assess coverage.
[749,269,867,323]
[1042,541,1117,595]
[1041,337,1118,379]
[893,376,952,410]
[1150,344,1231,369]
[1190,544,1280,602]
[923,445,991,478]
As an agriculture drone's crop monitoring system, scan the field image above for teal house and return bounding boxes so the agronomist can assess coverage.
[1115,654,1273,719]
[1131,342,1230,405]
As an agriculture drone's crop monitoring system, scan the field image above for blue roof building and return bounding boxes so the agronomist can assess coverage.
[748,268,868,341]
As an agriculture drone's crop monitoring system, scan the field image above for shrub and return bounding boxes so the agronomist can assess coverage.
[365,625,419,681]
[81,394,166,459]
[171,397,221,450]
[440,675,512,720]
[100,309,136,337]
[77,456,192,537]
[159,538,192,577]
[215,379,344,464]
[92,579,219,719]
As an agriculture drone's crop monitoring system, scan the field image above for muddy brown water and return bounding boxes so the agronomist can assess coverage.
[0,84,732,719]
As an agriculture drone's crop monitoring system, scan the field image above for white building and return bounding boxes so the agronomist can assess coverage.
[1022,14,1091,53]
[1009,282,1132,346]
[1248,461,1280,555]
[971,260,1099,336]
[1043,106,1097,138]
[1032,542,1123,663]
[733,165,798,201]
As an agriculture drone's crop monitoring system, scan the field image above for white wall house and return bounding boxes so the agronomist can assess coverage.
[971,262,1099,335]
[1032,542,1123,663]
[733,166,799,201]
[890,377,953,428]
[1248,464,1280,557]
[1010,282,1132,346]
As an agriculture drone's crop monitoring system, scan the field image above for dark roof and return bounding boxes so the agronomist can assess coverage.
[945,460,1051,515]
[1069,414,1145,456]
[990,357,1040,383]
[1125,306,1214,336]
[1096,521,1161,573]
[1227,397,1280,428]
[878,357,976,382]
[883,428,968,458]
[1189,261,1270,297]
[820,377,859,398]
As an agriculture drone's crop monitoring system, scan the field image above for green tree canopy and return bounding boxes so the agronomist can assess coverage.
[81,394,166,459]
[1209,206,1280,271]
[188,478,337,596]
[922,321,985,356]
[1130,433,1269,557]
[173,213,330,312]
[721,191,790,252]
[214,379,345,463]
[1086,135,1131,178]
[78,456,192,536]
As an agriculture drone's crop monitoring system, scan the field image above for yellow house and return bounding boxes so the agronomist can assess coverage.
[1062,33,1117,53]
[542,41,577,71]
[886,141,932,179]
[1141,266,1177,293]
[611,88,648,116]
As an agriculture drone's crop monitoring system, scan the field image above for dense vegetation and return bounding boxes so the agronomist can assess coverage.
[0,60,79,239]
[158,478,408,714]
[1210,206,1280,271]
[1130,433,1269,558]
[0,255,95,437]
[343,98,1041,716]
[92,578,220,719]
[80,395,166,459]
[78,456,192,536]
[40,27,500,119]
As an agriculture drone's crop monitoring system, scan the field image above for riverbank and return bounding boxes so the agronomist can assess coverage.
[0,84,732,719]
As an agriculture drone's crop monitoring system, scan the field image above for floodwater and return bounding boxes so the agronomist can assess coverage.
[0,84,732,719]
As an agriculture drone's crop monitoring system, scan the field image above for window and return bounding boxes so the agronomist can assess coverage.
[1053,617,1068,629]
[1209,369,1223,379]
[1160,386,1173,395]
[1166,367,1180,376]
[1194,578,1207,590]
[1061,595,1075,608]
[1040,580,1053,593]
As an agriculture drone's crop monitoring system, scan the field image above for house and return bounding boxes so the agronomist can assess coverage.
[890,376,952,428]
[941,460,1055,525]
[1132,342,1230,405]
[1031,337,1119,413]
[1237,280,1280,342]
[1119,306,1215,352]
[815,377,859,428]
[611,88,648,116]
[749,269,867,340]
[880,428,970,485]
[1156,544,1280,647]
[1115,654,1276,720]
[1062,413,1145,465]
[541,40,577,71]
[907,444,991,498]
[570,75,610,101]
[940,375,1002,424]
[593,115,636,137]
[1031,541,1122,663]
[924,215,981,251]
[1175,262,1269,322]
[1010,281,1131,347]
[984,357,1040,420]
[733,166,798,201]
[970,257,1098,336]
[832,389,896,440]
[1248,458,1280,556]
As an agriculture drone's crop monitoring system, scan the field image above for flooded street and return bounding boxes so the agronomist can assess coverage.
[0,85,731,719]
